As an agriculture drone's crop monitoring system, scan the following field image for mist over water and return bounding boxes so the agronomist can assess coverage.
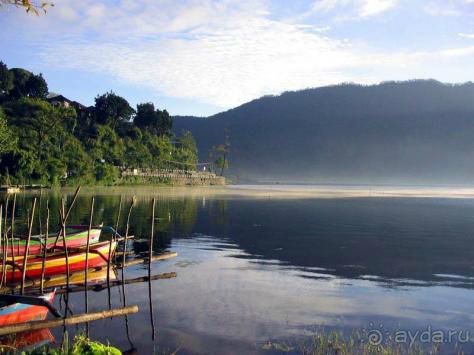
[4,185,474,353]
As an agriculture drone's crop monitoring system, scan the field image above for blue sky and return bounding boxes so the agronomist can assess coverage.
[1,0,474,116]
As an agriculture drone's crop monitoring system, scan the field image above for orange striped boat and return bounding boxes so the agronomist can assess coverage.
[0,291,55,325]
[0,241,116,283]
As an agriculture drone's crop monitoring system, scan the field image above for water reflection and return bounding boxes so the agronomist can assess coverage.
[2,188,474,353]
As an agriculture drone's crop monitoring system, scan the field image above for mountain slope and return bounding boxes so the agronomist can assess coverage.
[173,80,474,184]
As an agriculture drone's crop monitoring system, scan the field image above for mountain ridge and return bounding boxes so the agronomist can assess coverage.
[173,80,474,184]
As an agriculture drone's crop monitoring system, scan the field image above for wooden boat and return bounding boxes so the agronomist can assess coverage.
[4,225,102,257]
[1,241,116,283]
[0,266,116,294]
[0,291,55,325]
[0,328,54,352]
[31,266,115,290]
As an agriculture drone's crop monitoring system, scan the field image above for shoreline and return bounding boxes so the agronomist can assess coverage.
[13,184,474,199]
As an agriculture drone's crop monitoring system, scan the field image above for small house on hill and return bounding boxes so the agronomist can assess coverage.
[46,93,73,108]
[46,93,88,113]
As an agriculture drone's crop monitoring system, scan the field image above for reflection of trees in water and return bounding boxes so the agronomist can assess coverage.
[209,199,228,226]
[1,191,198,251]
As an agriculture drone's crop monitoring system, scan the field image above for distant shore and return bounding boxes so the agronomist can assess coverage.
[23,184,474,200]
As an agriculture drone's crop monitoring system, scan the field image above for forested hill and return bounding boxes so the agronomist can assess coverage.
[0,61,198,186]
[173,80,474,185]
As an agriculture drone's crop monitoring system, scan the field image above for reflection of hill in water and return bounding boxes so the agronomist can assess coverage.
[194,197,474,287]
[5,189,474,287]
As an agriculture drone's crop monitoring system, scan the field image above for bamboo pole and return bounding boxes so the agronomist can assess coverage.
[52,272,177,295]
[0,269,177,295]
[60,198,70,294]
[116,252,178,268]
[108,196,122,289]
[1,197,9,286]
[120,198,136,348]
[85,198,95,291]
[52,186,81,249]
[85,197,94,336]
[3,201,9,287]
[121,198,136,282]
[0,205,3,288]
[149,199,155,272]
[148,198,156,340]
[21,198,37,295]
[10,194,16,284]
[0,305,139,336]
[40,201,49,294]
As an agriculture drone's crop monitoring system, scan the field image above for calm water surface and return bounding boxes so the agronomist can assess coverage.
[3,186,474,354]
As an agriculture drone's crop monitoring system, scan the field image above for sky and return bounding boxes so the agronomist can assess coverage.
[1,0,474,116]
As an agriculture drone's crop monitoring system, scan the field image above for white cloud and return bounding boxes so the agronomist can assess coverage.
[459,32,474,39]
[41,15,365,107]
[358,0,397,17]
[307,0,397,18]
[425,0,474,16]
[439,46,474,57]
[425,2,463,16]
[5,0,474,110]
[310,0,351,13]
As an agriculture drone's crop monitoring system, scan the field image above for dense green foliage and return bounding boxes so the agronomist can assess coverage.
[0,61,198,186]
[26,334,121,355]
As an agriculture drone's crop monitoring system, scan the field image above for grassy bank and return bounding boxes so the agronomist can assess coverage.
[261,330,467,355]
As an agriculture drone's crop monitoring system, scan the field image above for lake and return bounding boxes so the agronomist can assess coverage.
[3,185,474,354]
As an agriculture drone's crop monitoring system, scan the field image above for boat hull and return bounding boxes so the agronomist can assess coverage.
[5,227,101,257]
[1,241,115,283]
[0,291,55,325]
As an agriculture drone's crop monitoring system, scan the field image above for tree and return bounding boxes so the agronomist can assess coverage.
[124,136,152,168]
[158,109,172,136]
[212,129,230,176]
[25,73,48,98]
[0,108,16,155]
[174,131,198,170]
[134,103,172,136]
[0,61,13,97]
[7,69,48,99]
[88,125,125,166]
[9,68,32,99]
[134,102,158,129]
[214,156,228,175]
[4,98,79,185]
[94,91,135,130]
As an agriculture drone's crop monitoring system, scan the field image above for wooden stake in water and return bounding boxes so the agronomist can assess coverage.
[108,196,122,289]
[21,198,37,295]
[10,194,16,283]
[1,197,9,286]
[52,187,81,250]
[60,198,70,294]
[40,201,50,294]
[84,197,94,336]
[0,205,3,288]
[121,198,136,282]
[148,198,156,340]
[120,198,136,349]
